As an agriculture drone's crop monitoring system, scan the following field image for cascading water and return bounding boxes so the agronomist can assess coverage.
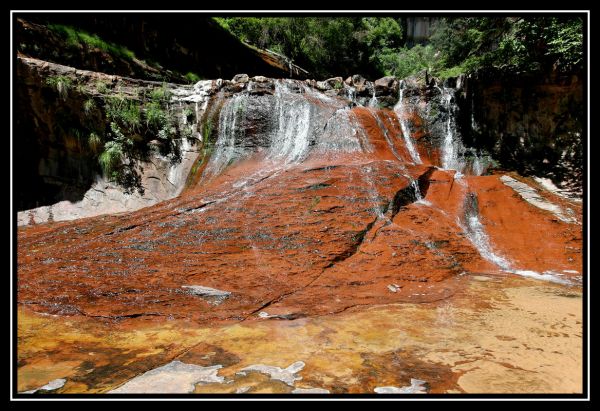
[367,109,406,162]
[269,81,312,163]
[434,85,489,176]
[316,108,371,154]
[471,150,485,176]
[368,86,378,108]
[462,193,511,269]
[202,93,246,179]
[462,192,571,284]
[394,81,422,164]
[409,178,431,206]
[345,86,357,106]
[439,87,464,173]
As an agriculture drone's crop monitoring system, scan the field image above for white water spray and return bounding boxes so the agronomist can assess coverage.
[394,81,422,164]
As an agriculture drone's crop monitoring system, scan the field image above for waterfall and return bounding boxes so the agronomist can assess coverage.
[440,87,464,173]
[462,193,511,269]
[202,93,245,178]
[368,86,378,108]
[472,151,485,176]
[394,81,422,164]
[269,81,312,163]
[345,86,357,106]
[410,178,431,206]
[368,109,405,162]
[462,192,571,284]
[316,108,370,154]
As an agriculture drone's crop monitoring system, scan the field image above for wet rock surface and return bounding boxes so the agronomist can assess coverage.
[16,67,583,394]
[17,276,583,394]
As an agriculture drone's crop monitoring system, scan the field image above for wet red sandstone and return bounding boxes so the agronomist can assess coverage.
[17,106,582,326]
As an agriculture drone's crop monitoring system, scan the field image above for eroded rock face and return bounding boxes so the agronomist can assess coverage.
[393,70,583,196]
[16,63,583,395]
[17,73,582,324]
[15,57,214,225]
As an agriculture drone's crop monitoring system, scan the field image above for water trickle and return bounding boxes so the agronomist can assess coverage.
[462,192,572,284]
[269,81,312,163]
[440,88,464,172]
[462,193,511,270]
[410,179,431,206]
[367,109,405,162]
[345,86,357,106]
[316,108,370,154]
[471,151,485,176]
[394,81,422,164]
[368,86,378,108]
[203,93,246,179]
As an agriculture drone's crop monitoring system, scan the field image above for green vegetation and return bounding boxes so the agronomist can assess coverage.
[145,101,167,130]
[202,119,213,145]
[184,72,202,83]
[428,16,583,76]
[376,44,441,79]
[149,83,171,102]
[105,96,142,132]
[98,140,125,180]
[83,98,96,116]
[183,107,195,124]
[214,17,402,78]
[90,82,189,187]
[87,132,102,152]
[215,16,583,79]
[48,24,136,60]
[96,81,109,94]
[45,75,73,99]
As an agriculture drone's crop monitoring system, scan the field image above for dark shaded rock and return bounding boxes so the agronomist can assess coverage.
[375,76,399,96]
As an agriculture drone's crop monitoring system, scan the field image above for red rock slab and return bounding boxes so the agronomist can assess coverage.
[18,151,432,324]
[465,174,582,274]
[264,169,494,317]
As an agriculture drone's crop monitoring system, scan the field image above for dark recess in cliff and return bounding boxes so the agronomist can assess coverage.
[14,13,290,81]
[459,69,583,193]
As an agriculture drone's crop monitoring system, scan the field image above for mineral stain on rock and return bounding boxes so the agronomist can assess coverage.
[15,42,583,395]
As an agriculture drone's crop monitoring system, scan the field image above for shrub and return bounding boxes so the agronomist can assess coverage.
[83,98,96,116]
[96,81,109,94]
[98,140,124,180]
[105,96,141,132]
[88,132,102,152]
[145,101,167,130]
[149,83,171,102]
[185,72,202,83]
[48,24,136,60]
[183,107,195,123]
[45,75,73,100]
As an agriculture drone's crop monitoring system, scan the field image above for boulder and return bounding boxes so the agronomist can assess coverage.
[324,76,344,88]
[251,75,269,83]
[232,73,249,83]
[374,76,399,96]
[350,74,367,88]
[305,79,317,88]
[315,81,331,91]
